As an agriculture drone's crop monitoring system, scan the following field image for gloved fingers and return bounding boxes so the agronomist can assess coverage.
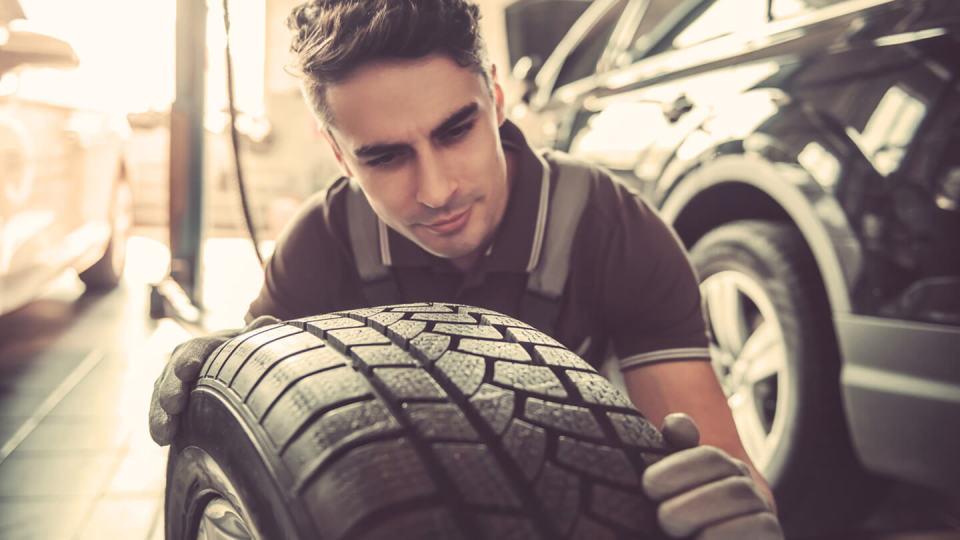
[661,413,700,450]
[172,337,228,381]
[150,317,280,448]
[643,446,748,501]
[657,476,770,538]
[173,316,278,381]
[245,315,281,331]
[157,367,189,415]
[695,512,784,540]
[148,399,178,446]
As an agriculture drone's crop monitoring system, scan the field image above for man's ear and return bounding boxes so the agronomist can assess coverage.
[322,127,354,177]
[490,64,506,127]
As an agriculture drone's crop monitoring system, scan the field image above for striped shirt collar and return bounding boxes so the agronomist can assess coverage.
[380,119,550,274]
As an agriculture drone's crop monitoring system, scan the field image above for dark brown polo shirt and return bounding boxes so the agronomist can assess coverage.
[247,120,709,371]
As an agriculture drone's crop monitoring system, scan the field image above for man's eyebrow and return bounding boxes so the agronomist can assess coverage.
[352,103,479,159]
[430,103,479,138]
[354,142,408,160]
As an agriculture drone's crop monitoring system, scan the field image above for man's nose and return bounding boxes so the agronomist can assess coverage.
[415,151,458,209]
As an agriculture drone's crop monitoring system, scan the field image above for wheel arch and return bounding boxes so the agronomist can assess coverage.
[660,153,860,315]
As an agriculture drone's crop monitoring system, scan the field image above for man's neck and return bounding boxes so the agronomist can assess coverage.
[451,251,482,272]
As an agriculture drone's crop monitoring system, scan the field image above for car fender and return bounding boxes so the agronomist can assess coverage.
[653,89,891,315]
[661,151,862,315]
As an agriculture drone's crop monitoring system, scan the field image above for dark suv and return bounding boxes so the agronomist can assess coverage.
[509,0,959,533]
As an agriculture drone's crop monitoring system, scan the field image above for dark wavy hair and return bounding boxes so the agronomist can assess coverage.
[287,0,489,125]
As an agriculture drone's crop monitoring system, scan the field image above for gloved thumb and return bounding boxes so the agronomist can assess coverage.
[661,413,700,450]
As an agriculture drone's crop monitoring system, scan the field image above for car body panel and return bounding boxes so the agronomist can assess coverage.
[836,314,960,491]
[0,12,126,315]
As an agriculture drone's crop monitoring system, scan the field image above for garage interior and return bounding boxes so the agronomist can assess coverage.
[1,0,958,538]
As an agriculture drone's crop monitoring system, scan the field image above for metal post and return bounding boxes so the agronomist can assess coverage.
[168,0,207,305]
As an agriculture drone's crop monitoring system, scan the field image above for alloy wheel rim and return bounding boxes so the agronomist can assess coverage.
[182,446,261,540]
[196,497,253,540]
[701,270,790,472]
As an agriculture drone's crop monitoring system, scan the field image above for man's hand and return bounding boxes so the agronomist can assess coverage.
[148,315,280,446]
[643,413,784,540]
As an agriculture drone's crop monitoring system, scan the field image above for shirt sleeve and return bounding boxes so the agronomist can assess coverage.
[597,181,711,371]
[245,185,360,322]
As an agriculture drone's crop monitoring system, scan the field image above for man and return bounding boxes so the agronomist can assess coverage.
[151,1,783,538]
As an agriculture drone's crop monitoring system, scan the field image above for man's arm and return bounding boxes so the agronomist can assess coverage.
[623,360,776,510]
[585,180,781,537]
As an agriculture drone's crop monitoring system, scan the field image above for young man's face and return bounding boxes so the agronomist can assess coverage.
[322,53,510,270]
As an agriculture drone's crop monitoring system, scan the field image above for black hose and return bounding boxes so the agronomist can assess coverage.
[222,0,265,267]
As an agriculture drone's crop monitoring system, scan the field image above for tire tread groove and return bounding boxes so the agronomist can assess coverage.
[353,309,561,539]
[298,317,482,540]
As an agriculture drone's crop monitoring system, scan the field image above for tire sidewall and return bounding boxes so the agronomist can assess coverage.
[166,388,309,540]
[165,445,254,540]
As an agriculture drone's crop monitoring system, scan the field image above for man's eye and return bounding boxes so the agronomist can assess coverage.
[366,153,400,167]
[442,121,474,143]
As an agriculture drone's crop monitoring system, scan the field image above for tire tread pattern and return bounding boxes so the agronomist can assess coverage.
[195,302,668,539]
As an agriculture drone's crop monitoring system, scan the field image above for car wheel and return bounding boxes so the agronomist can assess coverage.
[166,303,670,540]
[79,179,132,290]
[690,220,877,536]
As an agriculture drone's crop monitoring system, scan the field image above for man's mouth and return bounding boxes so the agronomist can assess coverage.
[422,206,472,235]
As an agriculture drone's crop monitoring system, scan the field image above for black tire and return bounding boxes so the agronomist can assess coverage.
[690,220,879,537]
[80,180,132,290]
[166,303,670,540]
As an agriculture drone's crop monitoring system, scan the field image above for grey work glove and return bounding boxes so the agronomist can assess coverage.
[148,315,280,446]
[642,413,784,540]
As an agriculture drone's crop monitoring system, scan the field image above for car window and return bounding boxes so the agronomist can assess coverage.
[668,0,767,50]
[505,0,592,70]
[619,0,688,67]
[553,0,628,89]
[771,0,846,20]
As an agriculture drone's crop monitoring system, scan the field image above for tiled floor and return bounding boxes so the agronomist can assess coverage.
[0,234,262,540]
[0,233,956,539]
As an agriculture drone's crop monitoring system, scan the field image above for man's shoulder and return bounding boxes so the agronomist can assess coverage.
[301,175,351,213]
[324,175,352,203]
[543,149,635,193]
[284,176,350,226]
[250,176,360,320]
[541,149,650,228]
[541,148,607,179]
[275,176,353,253]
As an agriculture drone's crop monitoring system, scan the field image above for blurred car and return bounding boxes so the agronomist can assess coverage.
[508,0,960,534]
[0,0,131,316]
